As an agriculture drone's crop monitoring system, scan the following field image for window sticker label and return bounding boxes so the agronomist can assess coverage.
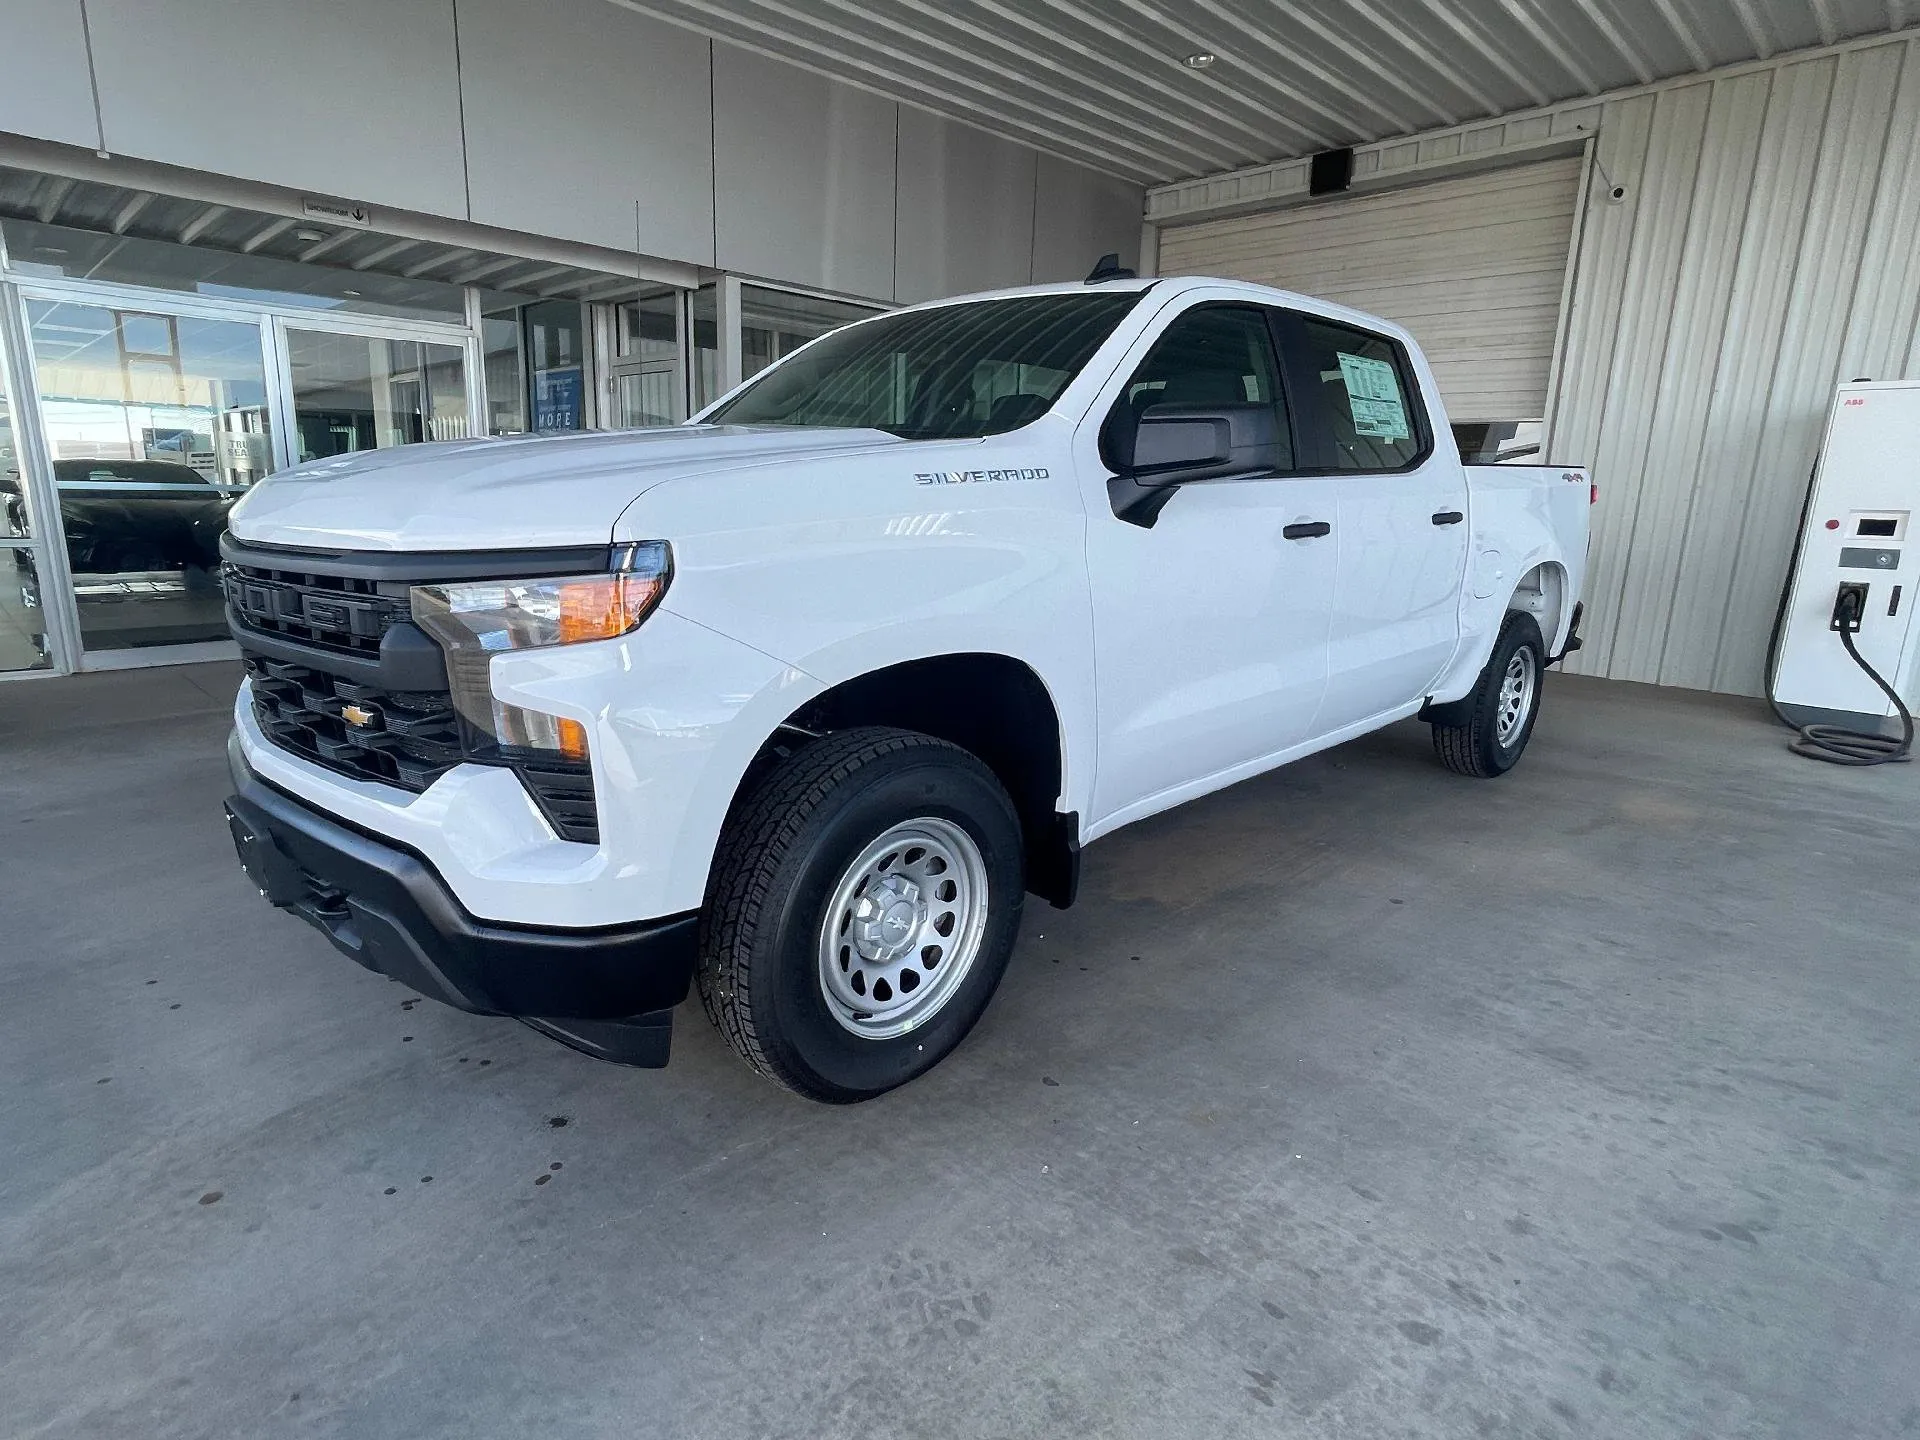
[1337,352,1409,440]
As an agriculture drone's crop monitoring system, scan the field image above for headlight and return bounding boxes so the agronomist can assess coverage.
[411,541,670,760]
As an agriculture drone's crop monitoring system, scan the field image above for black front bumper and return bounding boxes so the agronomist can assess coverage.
[224,741,698,1066]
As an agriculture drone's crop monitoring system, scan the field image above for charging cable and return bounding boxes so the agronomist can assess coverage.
[1779,586,1914,765]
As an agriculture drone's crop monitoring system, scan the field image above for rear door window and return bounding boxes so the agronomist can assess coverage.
[1285,316,1428,473]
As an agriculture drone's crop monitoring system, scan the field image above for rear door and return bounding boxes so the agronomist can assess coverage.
[1278,310,1469,729]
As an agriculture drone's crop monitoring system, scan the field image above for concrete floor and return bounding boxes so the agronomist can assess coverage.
[2,663,1916,1440]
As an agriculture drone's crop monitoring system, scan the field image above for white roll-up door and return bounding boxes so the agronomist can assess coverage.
[1157,156,1583,424]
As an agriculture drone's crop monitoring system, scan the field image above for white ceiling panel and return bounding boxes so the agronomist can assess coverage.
[611,0,1913,183]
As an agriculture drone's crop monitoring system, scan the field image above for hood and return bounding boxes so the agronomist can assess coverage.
[226,426,905,552]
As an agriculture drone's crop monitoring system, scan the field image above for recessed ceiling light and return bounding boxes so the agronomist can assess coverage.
[1183,51,1217,69]
[294,228,325,242]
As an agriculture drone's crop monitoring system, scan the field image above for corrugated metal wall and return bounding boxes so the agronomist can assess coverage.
[1551,33,1920,695]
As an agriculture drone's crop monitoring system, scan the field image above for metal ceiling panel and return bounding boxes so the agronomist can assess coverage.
[613,0,1912,183]
[0,165,665,302]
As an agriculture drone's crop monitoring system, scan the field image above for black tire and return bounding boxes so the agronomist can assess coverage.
[696,726,1025,1103]
[1430,611,1547,778]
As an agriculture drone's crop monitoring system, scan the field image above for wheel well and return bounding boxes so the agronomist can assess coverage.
[739,653,1078,909]
[1507,563,1567,652]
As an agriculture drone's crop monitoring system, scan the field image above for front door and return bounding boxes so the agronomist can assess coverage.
[1281,311,1468,729]
[1081,301,1341,827]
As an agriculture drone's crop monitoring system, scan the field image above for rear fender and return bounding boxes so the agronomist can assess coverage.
[1426,551,1569,706]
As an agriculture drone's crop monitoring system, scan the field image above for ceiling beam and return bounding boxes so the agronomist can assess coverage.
[573,274,651,301]
[1808,0,1840,46]
[176,203,228,246]
[1239,0,1470,128]
[351,237,421,271]
[295,229,356,264]
[619,0,1197,179]
[1330,5,1504,116]
[1148,0,1418,140]
[403,246,474,278]
[108,190,154,234]
[1566,0,1659,84]
[447,254,532,286]
[1405,0,1553,108]
[789,0,1233,171]
[1724,0,1775,60]
[1494,0,1603,95]
[960,0,1293,159]
[511,263,577,290]
[238,215,296,253]
[885,0,1270,168]
[34,176,76,224]
[1647,0,1714,70]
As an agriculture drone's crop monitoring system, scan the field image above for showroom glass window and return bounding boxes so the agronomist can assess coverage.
[1,333,52,670]
[24,300,274,652]
[740,287,880,384]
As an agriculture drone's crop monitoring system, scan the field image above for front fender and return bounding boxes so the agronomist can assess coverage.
[489,610,823,919]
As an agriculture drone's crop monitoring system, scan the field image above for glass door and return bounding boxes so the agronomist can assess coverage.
[278,322,473,462]
[20,296,273,654]
[1,336,55,671]
[610,290,683,428]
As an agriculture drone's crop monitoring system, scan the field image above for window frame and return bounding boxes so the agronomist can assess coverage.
[1099,300,1306,480]
[1270,308,1434,477]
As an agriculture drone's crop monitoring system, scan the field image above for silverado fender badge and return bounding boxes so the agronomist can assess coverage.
[914,467,1050,485]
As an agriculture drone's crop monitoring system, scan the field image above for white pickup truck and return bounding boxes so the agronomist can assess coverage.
[221,276,1590,1102]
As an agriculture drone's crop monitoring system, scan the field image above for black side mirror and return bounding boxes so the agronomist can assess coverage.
[1106,402,1288,528]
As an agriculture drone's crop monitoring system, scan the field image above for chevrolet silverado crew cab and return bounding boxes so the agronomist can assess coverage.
[222,276,1590,1103]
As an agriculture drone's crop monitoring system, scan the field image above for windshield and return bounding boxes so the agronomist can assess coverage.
[705,291,1142,439]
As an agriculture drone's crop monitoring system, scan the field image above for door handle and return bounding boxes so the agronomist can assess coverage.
[1432,510,1465,526]
[1283,521,1332,540]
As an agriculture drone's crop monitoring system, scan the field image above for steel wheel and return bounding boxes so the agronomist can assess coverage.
[1495,644,1538,748]
[817,816,989,1040]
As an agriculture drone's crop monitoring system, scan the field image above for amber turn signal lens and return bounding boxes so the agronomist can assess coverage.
[557,573,666,645]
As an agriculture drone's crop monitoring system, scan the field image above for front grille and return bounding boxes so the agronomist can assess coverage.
[245,655,464,792]
[243,650,602,845]
[230,543,603,846]
[223,561,407,657]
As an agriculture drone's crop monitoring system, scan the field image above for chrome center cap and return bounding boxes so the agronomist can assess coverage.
[853,876,923,961]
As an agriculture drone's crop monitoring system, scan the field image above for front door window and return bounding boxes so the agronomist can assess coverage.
[24,299,272,653]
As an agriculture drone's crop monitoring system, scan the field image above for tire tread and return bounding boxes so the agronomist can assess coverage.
[1430,611,1544,779]
[696,726,982,1096]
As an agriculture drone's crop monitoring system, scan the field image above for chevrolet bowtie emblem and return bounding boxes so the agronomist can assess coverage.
[340,703,377,728]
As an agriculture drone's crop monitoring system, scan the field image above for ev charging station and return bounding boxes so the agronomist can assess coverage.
[1770,380,1919,764]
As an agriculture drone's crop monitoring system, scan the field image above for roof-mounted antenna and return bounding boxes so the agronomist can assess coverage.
[1084,252,1136,284]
